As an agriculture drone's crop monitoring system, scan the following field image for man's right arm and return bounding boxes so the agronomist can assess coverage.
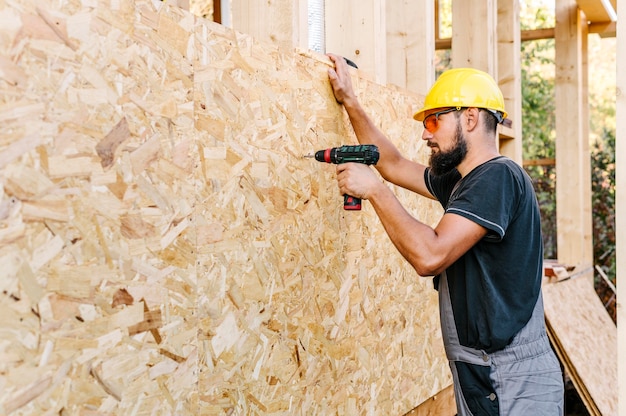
[327,53,434,199]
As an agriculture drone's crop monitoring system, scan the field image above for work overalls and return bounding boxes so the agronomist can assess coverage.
[438,272,564,416]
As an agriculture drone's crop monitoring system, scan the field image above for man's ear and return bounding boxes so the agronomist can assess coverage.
[464,107,480,131]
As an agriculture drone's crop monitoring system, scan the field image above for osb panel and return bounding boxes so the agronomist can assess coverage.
[0,1,450,414]
[543,276,617,416]
[0,1,198,414]
[190,0,212,20]
[194,21,449,415]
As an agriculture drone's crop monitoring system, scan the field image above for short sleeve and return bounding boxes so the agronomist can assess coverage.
[445,160,522,241]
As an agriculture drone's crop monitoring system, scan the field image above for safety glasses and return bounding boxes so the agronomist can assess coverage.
[423,107,459,133]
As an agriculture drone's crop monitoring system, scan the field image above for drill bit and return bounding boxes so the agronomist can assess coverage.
[302,154,315,158]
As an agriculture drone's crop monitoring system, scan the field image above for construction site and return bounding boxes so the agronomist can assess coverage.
[0,0,622,414]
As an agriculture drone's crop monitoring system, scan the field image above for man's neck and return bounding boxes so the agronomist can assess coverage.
[457,146,500,177]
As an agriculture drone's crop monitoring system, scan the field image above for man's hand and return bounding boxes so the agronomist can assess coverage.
[327,53,357,105]
[336,163,381,200]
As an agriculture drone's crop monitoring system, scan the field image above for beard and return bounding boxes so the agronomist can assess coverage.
[429,121,468,176]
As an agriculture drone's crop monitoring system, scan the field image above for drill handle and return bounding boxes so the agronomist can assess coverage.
[343,195,362,211]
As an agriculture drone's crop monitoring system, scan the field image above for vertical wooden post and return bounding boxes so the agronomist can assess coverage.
[229,0,303,51]
[294,0,308,50]
[616,3,625,415]
[452,0,518,156]
[581,15,593,270]
[554,0,593,268]
[451,0,497,74]
[497,0,522,164]
[325,0,387,84]
[386,0,435,93]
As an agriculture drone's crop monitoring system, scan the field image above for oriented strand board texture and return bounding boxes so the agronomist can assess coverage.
[1,1,199,414]
[543,276,617,416]
[0,1,449,414]
[190,0,212,20]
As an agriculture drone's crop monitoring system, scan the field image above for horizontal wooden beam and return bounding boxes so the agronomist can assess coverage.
[589,21,616,37]
[497,124,515,140]
[435,22,615,50]
[437,28,555,49]
[576,0,617,24]
[521,28,556,42]
[523,158,556,167]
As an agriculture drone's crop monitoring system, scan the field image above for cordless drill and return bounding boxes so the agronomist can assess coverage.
[305,144,380,210]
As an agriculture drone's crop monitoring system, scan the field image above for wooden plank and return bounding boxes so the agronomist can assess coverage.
[437,28,558,50]
[543,275,617,415]
[451,0,497,74]
[581,12,594,277]
[403,384,456,416]
[438,25,615,50]
[497,0,522,164]
[229,0,297,50]
[523,158,556,167]
[386,0,435,93]
[575,0,617,23]
[325,0,387,83]
[294,0,308,50]
[589,21,616,37]
[554,0,594,268]
[451,0,519,164]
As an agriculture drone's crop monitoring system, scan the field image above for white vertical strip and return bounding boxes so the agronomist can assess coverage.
[308,0,325,53]
[221,0,231,27]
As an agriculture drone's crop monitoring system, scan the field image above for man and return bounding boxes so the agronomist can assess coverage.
[325,53,564,415]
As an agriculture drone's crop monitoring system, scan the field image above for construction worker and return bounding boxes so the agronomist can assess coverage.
[326,53,564,415]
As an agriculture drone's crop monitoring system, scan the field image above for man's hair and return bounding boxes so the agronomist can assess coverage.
[480,109,500,133]
[453,107,500,135]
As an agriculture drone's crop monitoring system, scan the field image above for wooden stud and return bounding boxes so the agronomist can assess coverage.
[497,0,522,163]
[325,0,387,83]
[229,0,298,51]
[555,0,594,268]
[386,0,436,94]
[451,0,497,75]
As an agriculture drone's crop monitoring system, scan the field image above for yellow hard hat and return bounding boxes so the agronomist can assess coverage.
[413,68,507,122]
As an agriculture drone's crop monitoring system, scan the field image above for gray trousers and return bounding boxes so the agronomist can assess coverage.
[439,272,564,416]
